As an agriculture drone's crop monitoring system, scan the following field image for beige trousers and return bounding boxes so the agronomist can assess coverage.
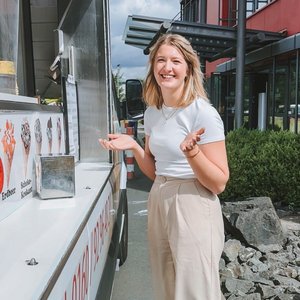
[147,176,224,300]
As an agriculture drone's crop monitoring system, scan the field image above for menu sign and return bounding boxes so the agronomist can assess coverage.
[65,76,79,162]
[0,112,65,221]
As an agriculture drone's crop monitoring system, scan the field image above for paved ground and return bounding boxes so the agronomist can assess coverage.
[111,166,154,300]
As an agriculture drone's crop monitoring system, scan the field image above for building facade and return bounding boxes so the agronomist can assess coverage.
[181,0,300,133]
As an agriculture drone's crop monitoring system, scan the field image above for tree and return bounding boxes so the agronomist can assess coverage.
[113,64,125,102]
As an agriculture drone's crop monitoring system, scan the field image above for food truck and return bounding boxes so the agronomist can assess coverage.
[0,0,128,299]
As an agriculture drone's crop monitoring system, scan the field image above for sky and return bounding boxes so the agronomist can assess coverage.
[109,0,181,81]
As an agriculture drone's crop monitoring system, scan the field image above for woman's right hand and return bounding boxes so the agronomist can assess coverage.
[99,133,137,151]
[100,134,156,181]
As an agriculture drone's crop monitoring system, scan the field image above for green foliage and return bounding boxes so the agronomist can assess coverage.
[113,65,125,101]
[40,97,62,106]
[220,128,300,207]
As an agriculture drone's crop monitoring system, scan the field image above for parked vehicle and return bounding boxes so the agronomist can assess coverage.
[0,0,128,299]
[289,104,300,117]
[125,79,146,119]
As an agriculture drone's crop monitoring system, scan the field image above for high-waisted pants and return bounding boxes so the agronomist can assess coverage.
[147,176,224,300]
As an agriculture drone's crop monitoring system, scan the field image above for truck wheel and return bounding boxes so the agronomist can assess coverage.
[118,195,128,266]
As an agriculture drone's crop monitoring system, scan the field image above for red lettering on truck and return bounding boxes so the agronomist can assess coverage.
[64,245,89,300]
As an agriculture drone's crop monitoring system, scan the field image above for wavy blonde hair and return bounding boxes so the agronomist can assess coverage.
[143,34,208,109]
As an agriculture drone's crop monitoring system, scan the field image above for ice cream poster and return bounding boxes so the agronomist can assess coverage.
[32,113,65,196]
[0,112,65,219]
[0,114,22,203]
[36,113,65,156]
[0,112,65,220]
[1,113,35,202]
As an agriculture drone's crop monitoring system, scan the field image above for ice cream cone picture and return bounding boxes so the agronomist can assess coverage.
[1,120,16,188]
[21,118,31,177]
[0,158,4,193]
[47,117,53,154]
[34,118,42,155]
[57,117,62,153]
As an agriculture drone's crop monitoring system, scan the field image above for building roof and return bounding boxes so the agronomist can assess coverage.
[123,15,286,62]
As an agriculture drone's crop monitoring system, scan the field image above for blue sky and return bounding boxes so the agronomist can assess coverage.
[109,0,180,80]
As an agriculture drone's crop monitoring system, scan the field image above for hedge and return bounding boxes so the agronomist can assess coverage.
[220,128,300,208]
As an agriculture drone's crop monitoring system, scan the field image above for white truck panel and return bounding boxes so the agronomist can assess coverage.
[0,162,114,300]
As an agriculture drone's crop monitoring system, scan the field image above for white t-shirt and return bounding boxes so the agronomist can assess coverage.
[144,97,225,178]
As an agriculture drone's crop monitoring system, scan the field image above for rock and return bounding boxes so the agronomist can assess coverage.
[272,274,300,289]
[222,197,284,248]
[273,295,300,300]
[256,284,277,299]
[221,261,244,279]
[247,257,269,273]
[239,247,256,262]
[258,244,282,253]
[228,293,261,300]
[223,239,242,262]
[224,278,254,294]
[220,197,300,299]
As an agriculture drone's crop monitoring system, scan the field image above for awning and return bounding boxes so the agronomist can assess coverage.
[123,15,286,62]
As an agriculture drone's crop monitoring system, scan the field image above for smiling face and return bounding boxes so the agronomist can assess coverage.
[153,44,188,103]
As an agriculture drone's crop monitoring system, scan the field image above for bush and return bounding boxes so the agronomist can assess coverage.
[220,128,300,208]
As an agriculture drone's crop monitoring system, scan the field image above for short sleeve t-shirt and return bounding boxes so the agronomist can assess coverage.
[144,97,225,178]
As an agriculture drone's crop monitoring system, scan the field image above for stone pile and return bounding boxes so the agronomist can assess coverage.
[220,197,300,300]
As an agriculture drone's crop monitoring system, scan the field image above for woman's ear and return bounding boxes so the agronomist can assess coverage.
[185,70,190,81]
[186,65,192,79]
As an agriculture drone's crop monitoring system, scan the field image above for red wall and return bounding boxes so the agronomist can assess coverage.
[206,0,232,76]
[206,0,220,25]
[246,0,300,35]
[205,0,300,77]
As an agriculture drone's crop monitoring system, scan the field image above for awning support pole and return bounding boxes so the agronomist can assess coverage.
[235,0,246,129]
[200,0,207,24]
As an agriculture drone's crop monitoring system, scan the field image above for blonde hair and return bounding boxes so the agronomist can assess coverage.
[143,34,208,109]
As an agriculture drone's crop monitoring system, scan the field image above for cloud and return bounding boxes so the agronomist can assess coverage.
[111,35,147,68]
[116,65,148,81]
[110,0,180,33]
[109,0,179,79]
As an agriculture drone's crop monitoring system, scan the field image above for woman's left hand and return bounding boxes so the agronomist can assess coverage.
[180,128,205,152]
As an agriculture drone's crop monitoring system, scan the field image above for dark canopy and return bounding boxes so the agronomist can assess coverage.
[123,15,285,62]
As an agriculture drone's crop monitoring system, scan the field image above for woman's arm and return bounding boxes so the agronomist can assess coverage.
[99,134,156,181]
[132,135,156,181]
[180,129,229,194]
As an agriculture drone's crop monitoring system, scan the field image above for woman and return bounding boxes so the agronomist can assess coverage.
[99,34,229,300]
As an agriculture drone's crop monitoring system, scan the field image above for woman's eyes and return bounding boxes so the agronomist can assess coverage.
[156,58,182,64]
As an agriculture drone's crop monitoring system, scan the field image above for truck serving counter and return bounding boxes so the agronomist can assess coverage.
[0,84,128,300]
[0,161,116,299]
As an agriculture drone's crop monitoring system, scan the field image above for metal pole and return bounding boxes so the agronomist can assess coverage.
[235,0,246,129]
[295,50,299,133]
[258,92,267,131]
[199,0,207,73]
[200,0,207,24]
[271,56,276,129]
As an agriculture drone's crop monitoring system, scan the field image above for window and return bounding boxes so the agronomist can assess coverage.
[246,0,274,17]
[272,54,299,133]
[180,0,199,22]
[218,0,274,26]
[289,56,300,133]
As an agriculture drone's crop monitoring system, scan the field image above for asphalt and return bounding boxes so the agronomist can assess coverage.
[111,165,154,300]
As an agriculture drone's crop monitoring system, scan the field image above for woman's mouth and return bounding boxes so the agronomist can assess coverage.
[161,74,175,79]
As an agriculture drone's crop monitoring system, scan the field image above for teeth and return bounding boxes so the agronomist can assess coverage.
[161,75,174,78]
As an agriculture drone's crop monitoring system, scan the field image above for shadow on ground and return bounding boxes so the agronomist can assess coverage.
[127,163,153,192]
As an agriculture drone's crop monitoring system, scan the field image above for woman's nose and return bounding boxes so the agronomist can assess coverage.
[164,60,172,71]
